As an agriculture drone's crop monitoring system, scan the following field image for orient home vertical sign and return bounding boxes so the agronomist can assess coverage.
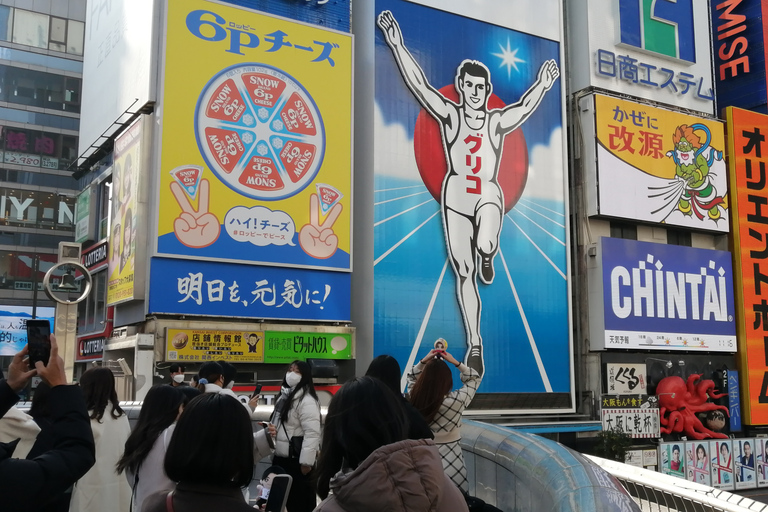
[727,107,768,425]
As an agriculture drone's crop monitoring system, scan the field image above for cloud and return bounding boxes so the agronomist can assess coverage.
[373,102,422,182]
[522,127,565,203]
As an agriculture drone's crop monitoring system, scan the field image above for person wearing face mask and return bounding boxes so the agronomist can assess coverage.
[168,364,187,387]
[270,360,321,512]
[197,362,274,461]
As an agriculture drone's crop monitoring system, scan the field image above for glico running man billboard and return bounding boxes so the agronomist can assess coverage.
[374,0,571,403]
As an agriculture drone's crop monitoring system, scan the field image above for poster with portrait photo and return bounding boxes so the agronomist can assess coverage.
[685,441,710,486]
[710,440,734,490]
[756,438,768,488]
[735,438,757,489]
[659,442,685,479]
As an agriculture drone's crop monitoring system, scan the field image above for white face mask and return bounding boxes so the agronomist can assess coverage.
[172,374,185,383]
[225,381,234,390]
[285,372,301,388]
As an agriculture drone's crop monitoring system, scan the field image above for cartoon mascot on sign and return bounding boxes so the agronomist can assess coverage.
[665,124,725,221]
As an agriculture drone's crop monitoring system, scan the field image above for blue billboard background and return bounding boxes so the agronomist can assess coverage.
[601,237,736,337]
[149,257,350,321]
[374,0,570,395]
[711,0,767,114]
[0,306,55,356]
[219,0,350,32]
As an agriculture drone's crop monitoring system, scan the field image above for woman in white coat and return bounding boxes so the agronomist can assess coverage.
[270,360,321,512]
[69,367,131,512]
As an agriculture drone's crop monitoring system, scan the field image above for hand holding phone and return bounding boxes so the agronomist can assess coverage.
[26,320,51,368]
[252,384,263,398]
[264,474,292,512]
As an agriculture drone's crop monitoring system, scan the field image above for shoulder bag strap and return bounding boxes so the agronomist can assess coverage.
[165,490,175,512]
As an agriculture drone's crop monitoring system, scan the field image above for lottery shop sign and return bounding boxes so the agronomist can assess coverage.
[157,0,352,271]
[726,107,768,425]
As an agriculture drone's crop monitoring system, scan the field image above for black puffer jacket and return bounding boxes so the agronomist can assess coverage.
[0,380,95,512]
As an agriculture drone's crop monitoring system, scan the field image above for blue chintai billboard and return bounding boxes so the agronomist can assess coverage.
[373,0,572,403]
[596,237,736,352]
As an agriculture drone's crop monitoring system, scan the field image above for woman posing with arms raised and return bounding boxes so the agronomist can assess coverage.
[408,347,481,492]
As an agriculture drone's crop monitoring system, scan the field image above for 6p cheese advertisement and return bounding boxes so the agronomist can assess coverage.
[158,0,352,271]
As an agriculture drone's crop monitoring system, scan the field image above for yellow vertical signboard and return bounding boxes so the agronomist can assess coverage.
[157,0,353,270]
[107,118,142,305]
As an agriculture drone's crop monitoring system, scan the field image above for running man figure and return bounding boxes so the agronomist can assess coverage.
[378,11,559,376]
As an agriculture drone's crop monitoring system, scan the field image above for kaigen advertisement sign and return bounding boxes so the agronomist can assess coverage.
[148,257,350,322]
[594,94,728,232]
[107,118,142,305]
[727,107,768,425]
[0,306,55,356]
[157,0,352,272]
[594,237,736,352]
[373,0,571,400]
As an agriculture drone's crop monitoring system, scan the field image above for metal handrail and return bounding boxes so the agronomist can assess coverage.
[586,454,768,512]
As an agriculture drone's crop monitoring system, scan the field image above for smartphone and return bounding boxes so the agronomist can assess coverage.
[26,319,51,367]
[252,384,263,398]
[264,474,292,512]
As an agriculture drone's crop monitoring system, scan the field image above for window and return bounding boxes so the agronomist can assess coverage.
[66,20,84,56]
[0,7,13,42]
[0,250,57,290]
[0,65,82,113]
[12,10,49,49]
[0,168,76,188]
[78,270,107,334]
[667,229,692,247]
[610,221,637,240]
[99,181,112,240]
[49,17,66,52]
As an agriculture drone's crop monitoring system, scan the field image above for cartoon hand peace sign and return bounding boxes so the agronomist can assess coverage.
[171,179,220,248]
[299,194,342,259]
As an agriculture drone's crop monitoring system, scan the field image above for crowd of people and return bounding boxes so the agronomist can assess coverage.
[0,336,494,512]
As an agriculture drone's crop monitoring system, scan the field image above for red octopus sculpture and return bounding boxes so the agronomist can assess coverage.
[657,374,729,440]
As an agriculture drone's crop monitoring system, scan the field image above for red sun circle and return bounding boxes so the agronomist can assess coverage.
[413,85,528,213]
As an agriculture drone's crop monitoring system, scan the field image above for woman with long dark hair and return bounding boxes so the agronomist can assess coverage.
[407,348,481,492]
[116,385,186,512]
[69,367,131,512]
[365,354,433,440]
[142,393,255,512]
[270,360,321,512]
[314,376,467,511]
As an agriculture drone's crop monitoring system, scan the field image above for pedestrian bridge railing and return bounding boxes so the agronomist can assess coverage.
[586,455,768,512]
[460,420,640,511]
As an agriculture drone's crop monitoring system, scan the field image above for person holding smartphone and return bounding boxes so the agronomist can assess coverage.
[0,336,96,512]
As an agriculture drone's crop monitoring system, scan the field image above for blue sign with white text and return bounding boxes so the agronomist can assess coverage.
[219,0,350,32]
[710,0,768,114]
[728,370,742,432]
[620,0,695,62]
[148,257,350,321]
[601,237,736,351]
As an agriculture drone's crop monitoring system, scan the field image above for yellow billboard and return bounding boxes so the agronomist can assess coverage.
[166,328,264,362]
[594,94,728,232]
[107,118,143,304]
[157,0,352,270]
